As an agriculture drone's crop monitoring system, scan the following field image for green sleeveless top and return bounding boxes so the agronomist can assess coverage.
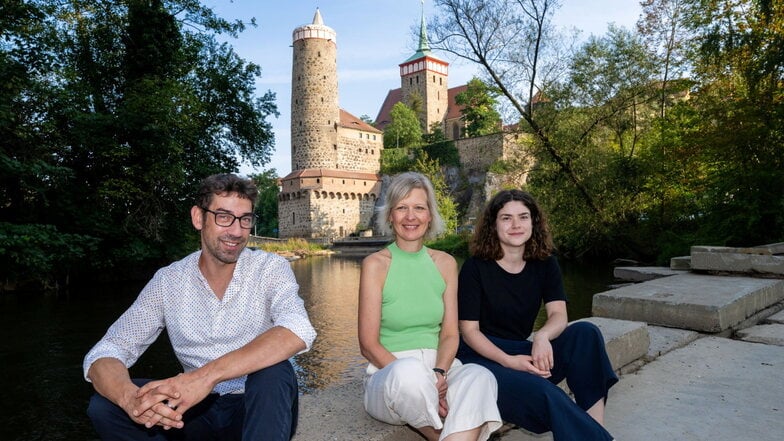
[379,242,446,352]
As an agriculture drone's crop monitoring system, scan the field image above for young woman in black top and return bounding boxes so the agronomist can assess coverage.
[457,190,617,441]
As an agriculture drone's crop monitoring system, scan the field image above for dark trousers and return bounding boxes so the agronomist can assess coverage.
[87,360,299,441]
[457,321,618,441]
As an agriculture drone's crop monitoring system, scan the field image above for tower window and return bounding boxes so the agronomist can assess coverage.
[409,78,413,86]
[416,76,419,84]
[433,75,435,82]
[358,133,362,138]
[439,78,443,85]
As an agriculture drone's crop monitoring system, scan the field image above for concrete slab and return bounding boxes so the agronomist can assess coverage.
[592,273,784,332]
[692,243,784,255]
[670,255,691,270]
[767,309,784,324]
[645,325,700,362]
[691,245,784,275]
[613,266,685,282]
[578,317,649,370]
[294,380,421,441]
[736,323,784,346]
[603,336,784,441]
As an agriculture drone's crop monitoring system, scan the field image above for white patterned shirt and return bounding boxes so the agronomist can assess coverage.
[83,248,316,395]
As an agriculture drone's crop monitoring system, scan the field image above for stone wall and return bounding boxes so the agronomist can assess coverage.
[456,132,534,175]
[278,174,381,239]
[336,126,383,173]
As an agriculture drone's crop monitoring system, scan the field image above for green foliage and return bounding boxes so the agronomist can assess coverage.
[454,77,502,137]
[383,102,422,149]
[0,1,278,288]
[421,124,460,166]
[412,154,459,235]
[0,223,99,289]
[251,169,280,237]
[380,147,415,174]
[426,233,469,258]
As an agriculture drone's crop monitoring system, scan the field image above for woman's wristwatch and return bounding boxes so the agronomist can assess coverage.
[432,367,447,379]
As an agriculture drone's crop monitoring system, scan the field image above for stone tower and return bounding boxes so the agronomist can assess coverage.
[278,10,383,240]
[399,5,448,133]
[290,9,340,171]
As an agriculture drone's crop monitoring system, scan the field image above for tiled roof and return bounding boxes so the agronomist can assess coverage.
[373,88,403,131]
[339,109,382,133]
[446,84,468,120]
[374,85,468,130]
[280,168,380,181]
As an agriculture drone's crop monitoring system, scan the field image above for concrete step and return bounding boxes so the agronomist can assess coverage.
[690,243,784,276]
[577,317,649,371]
[736,323,784,346]
[592,273,784,332]
[613,266,686,282]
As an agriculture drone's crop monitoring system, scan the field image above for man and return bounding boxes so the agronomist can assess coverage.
[84,173,316,440]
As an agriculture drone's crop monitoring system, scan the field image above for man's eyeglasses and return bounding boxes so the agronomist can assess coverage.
[202,208,257,229]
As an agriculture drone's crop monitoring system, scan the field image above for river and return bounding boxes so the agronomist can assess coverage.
[0,254,613,440]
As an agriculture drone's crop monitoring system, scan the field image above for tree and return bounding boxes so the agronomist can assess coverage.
[637,0,693,118]
[430,0,606,218]
[0,0,279,288]
[413,154,459,235]
[430,0,667,258]
[383,102,423,149]
[251,169,281,237]
[454,77,502,137]
[676,0,784,247]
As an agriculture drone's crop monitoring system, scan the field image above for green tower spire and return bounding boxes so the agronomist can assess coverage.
[406,0,432,61]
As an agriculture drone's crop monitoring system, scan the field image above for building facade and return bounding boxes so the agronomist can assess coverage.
[278,10,383,239]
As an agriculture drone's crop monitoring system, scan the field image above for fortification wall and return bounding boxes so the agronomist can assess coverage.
[336,127,383,173]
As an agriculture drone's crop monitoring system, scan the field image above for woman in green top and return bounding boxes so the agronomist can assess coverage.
[358,172,501,441]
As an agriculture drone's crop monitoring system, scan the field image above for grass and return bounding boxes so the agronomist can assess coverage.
[256,238,327,255]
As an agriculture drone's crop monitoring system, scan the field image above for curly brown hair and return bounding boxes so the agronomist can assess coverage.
[470,189,554,261]
[195,173,258,210]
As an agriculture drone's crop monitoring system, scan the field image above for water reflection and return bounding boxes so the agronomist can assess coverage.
[291,255,367,393]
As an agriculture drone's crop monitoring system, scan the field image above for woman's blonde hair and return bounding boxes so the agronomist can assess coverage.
[377,172,445,241]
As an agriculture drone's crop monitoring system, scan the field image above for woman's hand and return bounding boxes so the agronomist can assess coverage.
[503,354,552,378]
[531,334,555,374]
[435,373,449,417]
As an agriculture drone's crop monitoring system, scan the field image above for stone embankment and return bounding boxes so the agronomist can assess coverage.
[294,243,784,441]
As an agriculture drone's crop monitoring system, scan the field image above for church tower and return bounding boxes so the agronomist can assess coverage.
[278,10,383,240]
[290,9,340,171]
[399,5,449,133]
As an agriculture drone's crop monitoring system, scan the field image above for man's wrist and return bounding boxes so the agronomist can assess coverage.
[432,367,447,379]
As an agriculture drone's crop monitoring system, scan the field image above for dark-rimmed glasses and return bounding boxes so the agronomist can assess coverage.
[202,208,257,229]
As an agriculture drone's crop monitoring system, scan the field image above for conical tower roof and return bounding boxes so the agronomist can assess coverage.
[404,1,441,62]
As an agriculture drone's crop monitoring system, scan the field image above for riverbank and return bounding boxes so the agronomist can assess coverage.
[293,243,784,441]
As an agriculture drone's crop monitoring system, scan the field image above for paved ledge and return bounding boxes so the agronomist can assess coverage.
[294,378,421,441]
[294,318,647,441]
[736,323,784,346]
[592,273,784,332]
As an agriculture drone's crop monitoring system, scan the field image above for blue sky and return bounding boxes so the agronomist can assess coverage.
[208,1,643,176]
